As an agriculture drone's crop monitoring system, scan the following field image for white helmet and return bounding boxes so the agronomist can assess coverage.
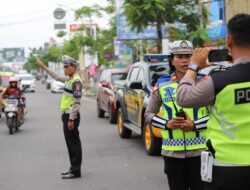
[9,77,18,83]
[170,40,193,55]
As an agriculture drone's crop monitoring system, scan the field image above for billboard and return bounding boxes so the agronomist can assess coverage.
[206,1,227,40]
[0,48,25,62]
[116,0,167,40]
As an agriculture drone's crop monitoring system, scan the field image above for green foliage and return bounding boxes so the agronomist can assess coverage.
[123,0,211,52]
[57,31,67,38]
[26,1,117,69]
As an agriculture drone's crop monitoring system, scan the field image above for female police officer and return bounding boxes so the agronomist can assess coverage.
[36,55,82,179]
[145,40,209,190]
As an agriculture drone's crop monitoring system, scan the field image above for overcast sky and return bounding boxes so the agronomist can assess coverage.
[0,0,109,54]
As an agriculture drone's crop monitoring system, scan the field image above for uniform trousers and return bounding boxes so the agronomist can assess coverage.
[204,166,250,190]
[164,156,204,190]
[62,113,82,175]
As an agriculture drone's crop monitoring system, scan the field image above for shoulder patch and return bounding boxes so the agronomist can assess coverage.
[72,80,82,98]
[208,66,229,75]
[157,75,171,84]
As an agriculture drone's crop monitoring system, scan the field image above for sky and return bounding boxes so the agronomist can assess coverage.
[0,0,109,55]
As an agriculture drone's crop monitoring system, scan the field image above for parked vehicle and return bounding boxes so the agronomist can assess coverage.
[115,55,171,155]
[51,79,64,93]
[15,73,36,92]
[97,68,128,124]
[4,97,24,134]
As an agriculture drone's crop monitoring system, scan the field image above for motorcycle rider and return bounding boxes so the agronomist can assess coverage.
[2,77,25,123]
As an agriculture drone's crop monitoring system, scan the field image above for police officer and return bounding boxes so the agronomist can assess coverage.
[176,14,250,190]
[36,55,83,179]
[145,40,209,190]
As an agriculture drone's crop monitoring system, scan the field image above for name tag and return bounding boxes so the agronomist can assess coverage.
[235,87,250,104]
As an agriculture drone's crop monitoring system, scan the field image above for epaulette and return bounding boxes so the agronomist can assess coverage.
[208,66,229,75]
[197,73,206,80]
[157,75,171,84]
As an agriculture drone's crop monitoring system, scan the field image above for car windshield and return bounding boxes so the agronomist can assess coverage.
[111,73,127,84]
[20,76,34,81]
[149,64,170,87]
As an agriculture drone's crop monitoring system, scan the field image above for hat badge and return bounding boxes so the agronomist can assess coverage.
[180,41,188,48]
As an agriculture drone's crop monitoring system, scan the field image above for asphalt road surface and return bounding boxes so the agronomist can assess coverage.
[0,82,168,190]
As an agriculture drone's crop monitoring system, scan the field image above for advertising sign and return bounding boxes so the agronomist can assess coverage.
[0,48,25,62]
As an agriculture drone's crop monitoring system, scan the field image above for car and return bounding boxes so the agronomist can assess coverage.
[97,68,128,124]
[51,79,64,93]
[115,54,172,155]
[46,75,53,89]
[15,73,36,92]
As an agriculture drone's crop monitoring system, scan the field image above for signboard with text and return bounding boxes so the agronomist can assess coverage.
[0,48,25,62]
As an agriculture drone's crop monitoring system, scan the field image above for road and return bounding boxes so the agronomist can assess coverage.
[0,82,168,190]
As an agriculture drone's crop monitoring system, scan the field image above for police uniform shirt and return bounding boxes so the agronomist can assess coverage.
[45,68,82,120]
[177,57,250,107]
[145,73,205,158]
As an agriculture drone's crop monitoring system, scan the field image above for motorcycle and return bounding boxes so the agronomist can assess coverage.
[4,97,24,134]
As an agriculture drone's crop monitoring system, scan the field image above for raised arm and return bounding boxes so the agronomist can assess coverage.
[36,57,68,83]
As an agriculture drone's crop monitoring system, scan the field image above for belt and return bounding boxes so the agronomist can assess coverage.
[213,159,250,167]
[62,110,71,114]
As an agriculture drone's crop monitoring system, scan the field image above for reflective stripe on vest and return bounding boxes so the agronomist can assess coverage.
[159,81,208,151]
[60,74,82,112]
[207,81,250,165]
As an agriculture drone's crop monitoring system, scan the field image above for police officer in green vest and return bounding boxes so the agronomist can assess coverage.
[145,40,209,190]
[177,14,250,190]
[36,55,83,179]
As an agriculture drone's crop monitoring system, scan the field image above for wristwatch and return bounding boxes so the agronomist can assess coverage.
[188,63,200,72]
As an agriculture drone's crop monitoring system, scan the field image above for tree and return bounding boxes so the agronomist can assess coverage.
[123,0,210,52]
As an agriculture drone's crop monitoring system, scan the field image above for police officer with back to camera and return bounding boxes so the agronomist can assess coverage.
[145,40,209,190]
[176,14,250,190]
[36,55,83,179]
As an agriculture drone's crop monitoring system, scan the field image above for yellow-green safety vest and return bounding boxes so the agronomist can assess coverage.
[159,80,208,151]
[207,81,250,165]
[60,74,82,112]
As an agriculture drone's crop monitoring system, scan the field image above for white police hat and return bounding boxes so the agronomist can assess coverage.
[170,40,193,54]
[61,55,78,66]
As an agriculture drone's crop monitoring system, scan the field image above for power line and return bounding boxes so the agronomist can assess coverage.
[0,15,52,27]
[0,9,51,20]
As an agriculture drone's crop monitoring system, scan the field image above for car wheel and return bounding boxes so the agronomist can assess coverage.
[109,105,117,124]
[117,108,132,138]
[143,122,161,155]
[97,102,105,118]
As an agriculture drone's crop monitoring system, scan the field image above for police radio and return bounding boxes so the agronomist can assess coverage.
[167,89,186,119]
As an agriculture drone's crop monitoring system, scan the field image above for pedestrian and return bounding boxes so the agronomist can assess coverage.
[176,13,250,190]
[145,40,209,190]
[36,55,83,179]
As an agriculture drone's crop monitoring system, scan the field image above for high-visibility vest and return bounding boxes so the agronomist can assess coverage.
[159,76,208,151]
[207,64,250,165]
[60,74,82,112]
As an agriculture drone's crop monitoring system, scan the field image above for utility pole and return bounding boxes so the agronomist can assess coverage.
[198,0,203,29]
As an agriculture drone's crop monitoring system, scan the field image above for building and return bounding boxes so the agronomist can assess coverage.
[225,0,250,22]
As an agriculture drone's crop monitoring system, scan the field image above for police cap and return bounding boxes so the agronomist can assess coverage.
[170,40,193,54]
[61,55,78,66]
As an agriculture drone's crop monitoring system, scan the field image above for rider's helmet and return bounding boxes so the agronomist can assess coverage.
[9,77,18,87]
[9,77,18,83]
